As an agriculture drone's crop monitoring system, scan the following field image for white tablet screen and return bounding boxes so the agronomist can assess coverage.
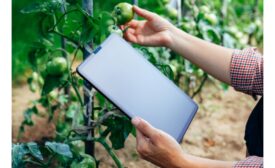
[77,34,198,142]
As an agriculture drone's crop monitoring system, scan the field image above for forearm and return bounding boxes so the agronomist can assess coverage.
[168,27,234,84]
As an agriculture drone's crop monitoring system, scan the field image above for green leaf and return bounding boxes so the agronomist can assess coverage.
[22,106,38,126]
[42,74,68,96]
[131,127,136,137]
[70,140,85,154]
[66,103,78,119]
[58,94,69,105]
[220,82,229,91]
[27,142,43,160]
[33,38,54,49]
[156,64,174,81]
[21,0,66,14]
[79,12,100,44]
[95,92,106,107]
[61,10,83,38]
[138,47,157,64]
[103,115,133,150]
[198,21,221,44]
[45,142,73,158]
[39,15,55,37]
[70,154,96,168]
[204,27,221,44]
[12,144,29,168]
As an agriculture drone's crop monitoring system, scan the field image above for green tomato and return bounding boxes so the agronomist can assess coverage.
[38,76,44,87]
[108,25,123,37]
[199,5,210,13]
[181,21,196,31]
[56,122,71,141]
[46,57,68,76]
[205,13,218,25]
[31,72,39,81]
[166,6,178,19]
[48,90,58,101]
[112,3,134,25]
[196,69,204,77]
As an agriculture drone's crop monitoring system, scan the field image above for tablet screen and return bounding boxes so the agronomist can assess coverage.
[77,34,198,142]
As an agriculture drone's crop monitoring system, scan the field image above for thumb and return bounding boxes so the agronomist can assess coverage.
[133,6,155,21]
[132,117,156,139]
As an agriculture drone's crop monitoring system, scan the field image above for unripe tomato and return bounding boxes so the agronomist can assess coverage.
[199,5,210,13]
[38,76,44,86]
[205,13,218,25]
[112,3,134,25]
[181,20,196,31]
[46,57,68,76]
[48,90,58,101]
[166,6,178,19]
[196,69,204,77]
[31,72,39,81]
[108,25,123,37]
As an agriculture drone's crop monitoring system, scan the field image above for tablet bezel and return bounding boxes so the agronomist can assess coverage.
[77,34,198,142]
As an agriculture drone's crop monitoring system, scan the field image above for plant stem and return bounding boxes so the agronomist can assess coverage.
[51,29,79,46]
[45,153,57,167]
[82,0,95,157]
[71,81,84,106]
[70,47,81,69]
[24,160,45,167]
[96,137,124,168]
[191,73,208,98]
[50,9,79,32]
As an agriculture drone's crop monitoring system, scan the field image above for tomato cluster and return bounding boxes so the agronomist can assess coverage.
[108,2,134,37]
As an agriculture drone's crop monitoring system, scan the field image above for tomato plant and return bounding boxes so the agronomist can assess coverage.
[13,0,263,167]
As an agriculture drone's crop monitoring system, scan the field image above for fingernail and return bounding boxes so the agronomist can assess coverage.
[132,117,141,126]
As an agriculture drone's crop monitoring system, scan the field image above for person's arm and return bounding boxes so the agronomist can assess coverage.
[168,28,233,84]
[131,117,263,168]
[124,6,233,84]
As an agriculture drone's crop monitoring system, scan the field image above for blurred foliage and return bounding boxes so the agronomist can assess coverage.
[12,0,263,167]
[13,0,263,84]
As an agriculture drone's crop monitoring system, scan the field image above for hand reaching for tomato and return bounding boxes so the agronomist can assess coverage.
[122,6,175,48]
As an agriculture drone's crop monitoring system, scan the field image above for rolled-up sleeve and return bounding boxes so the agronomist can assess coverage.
[230,48,263,95]
[233,156,263,168]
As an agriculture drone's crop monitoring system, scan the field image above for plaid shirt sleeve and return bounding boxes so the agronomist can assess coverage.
[230,48,263,96]
[234,156,263,168]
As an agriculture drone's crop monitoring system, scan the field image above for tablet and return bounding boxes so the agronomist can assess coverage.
[77,33,198,142]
